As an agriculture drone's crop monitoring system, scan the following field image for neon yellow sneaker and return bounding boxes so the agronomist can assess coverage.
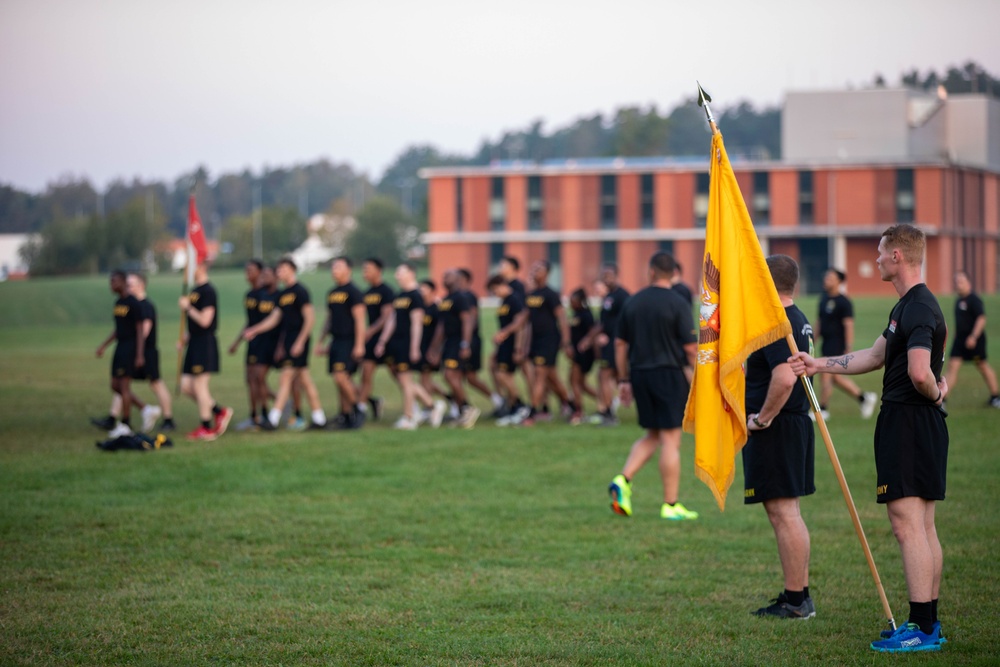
[661,502,699,521]
[609,474,632,516]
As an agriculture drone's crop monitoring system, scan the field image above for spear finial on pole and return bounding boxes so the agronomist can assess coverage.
[697,81,718,135]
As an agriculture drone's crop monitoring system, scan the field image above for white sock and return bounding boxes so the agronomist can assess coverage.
[268,408,281,427]
[491,393,504,408]
[311,409,326,426]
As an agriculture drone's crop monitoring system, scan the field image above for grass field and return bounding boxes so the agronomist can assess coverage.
[1,270,998,666]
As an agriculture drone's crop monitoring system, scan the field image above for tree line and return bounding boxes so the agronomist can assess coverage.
[8,61,996,276]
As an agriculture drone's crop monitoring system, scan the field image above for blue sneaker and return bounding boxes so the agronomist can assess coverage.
[880,620,947,644]
[871,622,941,652]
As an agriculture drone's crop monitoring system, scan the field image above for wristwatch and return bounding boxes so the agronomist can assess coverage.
[752,414,769,428]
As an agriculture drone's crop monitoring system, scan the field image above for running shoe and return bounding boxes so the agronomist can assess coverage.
[861,392,878,419]
[287,416,307,431]
[456,405,480,429]
[91,415,116,431]
[880,620,947,644]
[609,474,632,517]
[186,425,217,442]
[429,400,447,428]
[660,502,699,521]
[141,405,161,433]
[214,406,234,437]
[157,419,176,432]
[989,397,1000,409]
[107,422,133,439]
[752,593,816,619]
[233,417,258,432]
[870,622,940,652]
[394,415,418,430]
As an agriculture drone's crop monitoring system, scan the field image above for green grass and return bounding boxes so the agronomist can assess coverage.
[1,272,998,665]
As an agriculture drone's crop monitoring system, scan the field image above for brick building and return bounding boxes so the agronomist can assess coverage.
[420,89,1000,296]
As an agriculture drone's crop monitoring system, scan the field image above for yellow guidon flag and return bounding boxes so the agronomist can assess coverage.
[682,131,791,511]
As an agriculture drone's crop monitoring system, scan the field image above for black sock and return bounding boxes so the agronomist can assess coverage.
[784,589,805,607]
[201,420,212,430]
[857,394,865,403]
[803,586,811,600]
[908,601,934,634]
[211,404,222,416]
[931,599,938,623]
[121,418,130,426]
[163,417,174,425]
[819,404,828,411]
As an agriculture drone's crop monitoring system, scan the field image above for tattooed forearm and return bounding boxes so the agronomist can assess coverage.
[826,354,854,370]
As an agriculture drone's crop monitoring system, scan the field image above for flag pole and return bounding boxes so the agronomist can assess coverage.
[175,183,194,395]
[697,82,896,633]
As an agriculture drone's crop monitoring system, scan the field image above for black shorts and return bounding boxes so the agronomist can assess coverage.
[364,337,385,364]
[742,413,815,504]
[112,340,137,378]
[442,337,482,373]
[874,402,948,503]
[385,338,417,372]
[496,339,516,372]
[821,339,846,357]
[949,336,987,362]
[247,337,276,367]
[572,347,595,374]
[631,367,688,430]
[328,339,359,375]
[183,335,220,375]
[132,348,160,381]
[277,338,311,370]
[530,334,560,368]
[419,351,439,373]
[599,340,616,369]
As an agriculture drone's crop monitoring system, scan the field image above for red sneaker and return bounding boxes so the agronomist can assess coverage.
[186,425,217,441]
[214,406,234,436]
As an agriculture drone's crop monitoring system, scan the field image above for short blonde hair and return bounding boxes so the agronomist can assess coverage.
[881,224,925,265]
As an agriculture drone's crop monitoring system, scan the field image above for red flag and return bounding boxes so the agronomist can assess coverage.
[186,194,208,284]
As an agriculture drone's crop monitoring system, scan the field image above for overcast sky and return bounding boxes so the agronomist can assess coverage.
[1,0,997,193]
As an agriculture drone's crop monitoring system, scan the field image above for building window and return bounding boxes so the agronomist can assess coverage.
[752,171,770,225]
[896,168,915,223]
[489,177,505,231]
[602,241,617,265]
[798,171,814,225]
[547,241,562,290]
[490,242,505,267]
[600,174,617,229]
[527,175,543,231]
[455,178,464,232]
[658,239,674,254]
[640,173,654,229]
[694,172,710,227]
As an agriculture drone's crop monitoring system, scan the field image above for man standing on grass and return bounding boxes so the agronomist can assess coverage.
[944,269,1000,408]
[815,268,878,419]
[376,262,447,429]
[318,257,367,430]
[744,255,816,619]
[94,270,144,438]
[487,274,529,424]
[244,257,327,431]
[178,262,232,441]
[521,260,575,426]
[427,269,480,428]
[127,272,174,432]
[790,224,949,653]
[229,260,280,431]
[587,263,630,426]
[356,258,394,422]
[607,252,697,521]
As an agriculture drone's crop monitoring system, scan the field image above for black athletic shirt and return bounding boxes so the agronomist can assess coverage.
[881,284,947,404]
[497,292,525,330]
[327,281,365,340]
[509,278,527,301]
[390,289,424,343]
[114,294,142,342]
[818,292,853,347]
[421,302,439,354]
[439,290,473,340]
[137,298,157,349]
[601,285,630,336]
[954,292,985,339]
[672,282,694,307]
[745,304,813,415]
[365,283,395,325]
[526,286,562,338]
[277,282,311,341]
[187,282,218,337]
[616,285,695,371]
